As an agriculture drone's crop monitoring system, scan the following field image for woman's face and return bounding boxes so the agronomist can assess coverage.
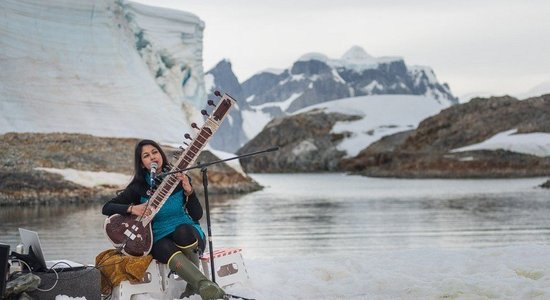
[140,144,163,171]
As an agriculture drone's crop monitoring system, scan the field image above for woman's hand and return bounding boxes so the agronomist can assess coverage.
[176,172,193,195]
[128,202,153,217]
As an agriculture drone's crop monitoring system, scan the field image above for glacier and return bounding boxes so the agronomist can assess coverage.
[0,0,207,144]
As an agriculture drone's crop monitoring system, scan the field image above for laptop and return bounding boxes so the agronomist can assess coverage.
[18,228,85,271]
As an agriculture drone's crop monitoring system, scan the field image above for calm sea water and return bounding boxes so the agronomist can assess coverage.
[1,173,549,264]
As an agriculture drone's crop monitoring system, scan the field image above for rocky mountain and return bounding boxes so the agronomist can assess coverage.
[342,94,550,178]
[205,60,250,152]
[244,46,457,112]
[237,109,361,172]
[239,94,550,177]
[206,46,457,152]
[237,94,450,172]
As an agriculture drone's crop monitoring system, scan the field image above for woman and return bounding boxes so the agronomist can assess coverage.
[102,139,225,300]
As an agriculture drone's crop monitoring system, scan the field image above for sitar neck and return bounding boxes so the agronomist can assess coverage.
[144,93,236,221]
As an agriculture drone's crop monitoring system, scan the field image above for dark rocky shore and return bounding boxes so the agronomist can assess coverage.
[0,132,261,205]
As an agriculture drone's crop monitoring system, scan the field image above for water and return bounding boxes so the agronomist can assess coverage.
[1,173,549,264]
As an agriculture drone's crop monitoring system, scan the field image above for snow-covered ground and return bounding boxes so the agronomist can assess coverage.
[34,167,131,188]
[295,95,449,157]
[452,129,550,157]
[218,245,550,300]
[54,245,550,299]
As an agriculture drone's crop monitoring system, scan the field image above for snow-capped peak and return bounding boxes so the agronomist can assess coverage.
[298,52,330,63]
[260,68,286,75]
[409,65,438,84]
[340,45,374,62]
[295,46,405,73]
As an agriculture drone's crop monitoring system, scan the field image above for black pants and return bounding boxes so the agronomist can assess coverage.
[150,224,205,263]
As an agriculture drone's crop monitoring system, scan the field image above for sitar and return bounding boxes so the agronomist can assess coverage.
[104,92,236,256]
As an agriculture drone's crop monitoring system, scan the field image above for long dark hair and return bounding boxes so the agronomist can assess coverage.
[129,139,170,186]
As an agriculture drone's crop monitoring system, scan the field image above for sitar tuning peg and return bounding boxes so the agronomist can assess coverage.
[184,133,192,140]
[173,149,183,159]
[201,109,209,117]
[207,100,216,107]
[191,123,200,130]
[173,151,182,159]
[214,91,222,97]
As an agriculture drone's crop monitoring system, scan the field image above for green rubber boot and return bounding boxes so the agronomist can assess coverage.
[168,251,226,300]
[178,241,200,298]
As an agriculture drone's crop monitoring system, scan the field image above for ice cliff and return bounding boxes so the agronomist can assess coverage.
[0,0,206,144]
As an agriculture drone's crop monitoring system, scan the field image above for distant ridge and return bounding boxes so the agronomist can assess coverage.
[206,46,457,152]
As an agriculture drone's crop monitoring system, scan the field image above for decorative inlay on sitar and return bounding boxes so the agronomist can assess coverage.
[104,92,236,256]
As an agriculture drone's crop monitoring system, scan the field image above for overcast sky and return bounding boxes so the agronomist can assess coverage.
[135,0,550,99]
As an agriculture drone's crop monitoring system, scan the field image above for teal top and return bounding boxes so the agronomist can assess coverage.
[142,173,205,243]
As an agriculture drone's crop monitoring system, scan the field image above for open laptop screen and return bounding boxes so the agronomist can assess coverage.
[18,228,48,271]
[18,228,85,271]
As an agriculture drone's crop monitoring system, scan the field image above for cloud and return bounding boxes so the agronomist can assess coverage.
[134,0,550,97]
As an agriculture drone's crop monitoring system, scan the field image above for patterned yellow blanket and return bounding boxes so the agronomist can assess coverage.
[95,249,153,294]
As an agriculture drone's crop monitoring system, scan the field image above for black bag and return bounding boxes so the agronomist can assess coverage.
[10,246,46,272]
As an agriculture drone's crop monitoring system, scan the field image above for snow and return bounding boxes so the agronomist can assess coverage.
[291,95,550,158]
[34,150,246,189]
[362,80,383,93]
[291,140,318,156]
[297,52,331,63]
[35,167,131,188]
[295,95,449,157]
[223,245,550,300]
[241,109,272,141]
[410,65,439,84]
[56,244,550,299]
[297,46,402,74]
[204,73,215,93]
[0,0,205,145]
[248,92,303,115]
[331,69,346,84]
[56,296,86,300]
[289,74,305,82]
[122,1,207,108]
[341,45,375,61]
[256,68,286,76]
[279,93,303,112]
[451,129,550,157]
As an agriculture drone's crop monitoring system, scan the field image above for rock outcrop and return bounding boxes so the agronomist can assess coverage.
[205,60,250,152]
[0,133,261,205]
[237,109,360,172]
[342,94,550,177]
